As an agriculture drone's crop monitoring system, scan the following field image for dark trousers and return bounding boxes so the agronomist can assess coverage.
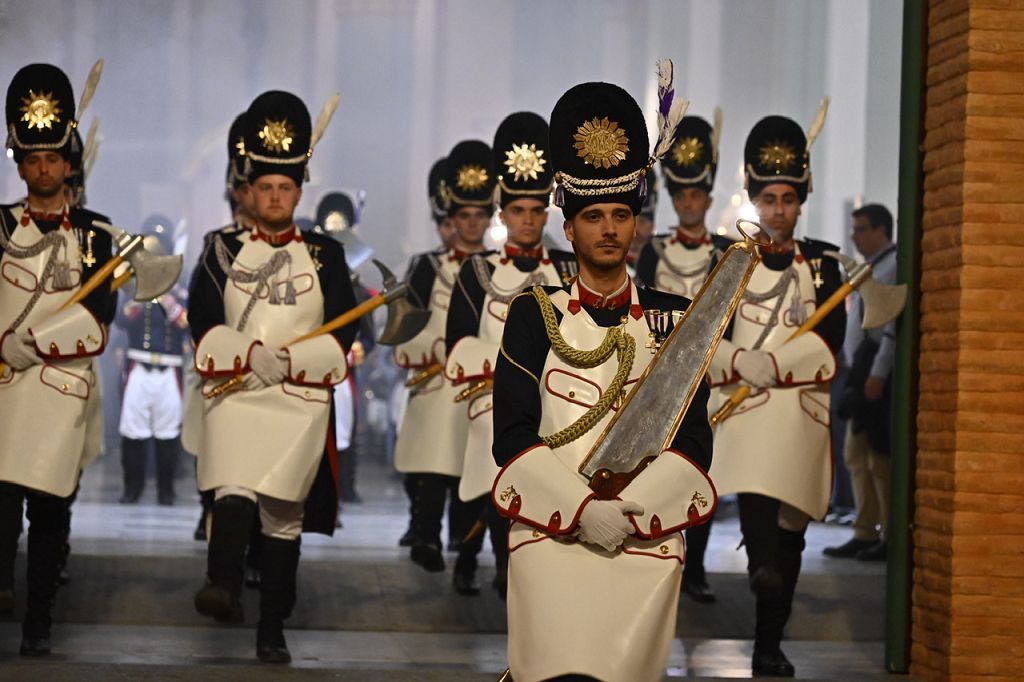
[683,511,714,586]
[0,482,70,637]
[737,493,806,652]
[455,494,510,577]
[410,473,459,547]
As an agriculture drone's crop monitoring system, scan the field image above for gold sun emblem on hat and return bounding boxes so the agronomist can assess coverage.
[20,90,62,131]
[324,210,349,233]
[456,165,489,192]
[235,136,246,157]
[672,137,704,169]
[759,139,797,173]
[574,117,629,169]
[504,142,546,182]
[259,118,295,153]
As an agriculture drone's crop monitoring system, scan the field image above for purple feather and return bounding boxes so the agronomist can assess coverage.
[659,90,674,118]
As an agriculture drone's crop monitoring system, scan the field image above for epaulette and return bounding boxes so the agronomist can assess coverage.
[799,237,841,257]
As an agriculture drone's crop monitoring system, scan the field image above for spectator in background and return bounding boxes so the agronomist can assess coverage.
[824,203,898,562]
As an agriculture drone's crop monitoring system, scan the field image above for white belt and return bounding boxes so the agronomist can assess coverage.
[127,348,184,367]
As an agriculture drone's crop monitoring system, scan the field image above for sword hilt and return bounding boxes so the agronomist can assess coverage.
[454,378,492,403]
[405,362,442,388]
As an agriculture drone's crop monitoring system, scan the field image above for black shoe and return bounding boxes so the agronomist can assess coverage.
[256,623,291,664]
[855,540,888,562]
[410,543,445,572]
[398,528,416,547]
[453,570,480,596]
[822,537,876,559]
[119,492,141,505]
[682,580,717,603]
[749,566,782,596]
[0,588,15,614]
[194,583,244,623]
[340,491,363,504]
[158,493,175,506]
[194,513,208,542]
[492,572,508,601]
[752,648,795,677]
[244,567,262,590]
[19,636,50,657]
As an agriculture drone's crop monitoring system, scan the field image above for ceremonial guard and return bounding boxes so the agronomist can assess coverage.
[429,157,457,250]
[188,90,356,663]
[636,112,723,297]
[491,75,716,682]
[637,112,725,603]
[315,190,376,507]
[0,63,115,655]
[444,112,576,597]
[187,111,254,542]
[115,215,189,505]
[393,141,493,572]
[626,165,657,271]
[707,109,844,676]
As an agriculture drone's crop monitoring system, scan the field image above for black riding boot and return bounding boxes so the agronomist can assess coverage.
[485,502,510,600]
[245,518,264,589]
[21,492,70,656]
[0,483,23,614]
[409,474,449,572]
[194,495,256,622]
[399,474,418,547]
[154,438,179,506]
[738,493,782,596]
[751,529,805,677]
[452,494,486,596]
[682,513,716,602]
[257,536,301,664]
[119,437,148,504]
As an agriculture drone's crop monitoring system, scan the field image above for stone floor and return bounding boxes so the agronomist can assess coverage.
[0,448,898,680]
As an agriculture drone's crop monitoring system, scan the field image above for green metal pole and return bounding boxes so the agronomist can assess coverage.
[886,0,926,673]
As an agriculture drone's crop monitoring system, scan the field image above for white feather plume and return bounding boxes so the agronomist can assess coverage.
[806,96,830,150]
[77,59,104,120]
[652,58,689,161]
[82,118,100,179]
[712,106,723,162]
[310,92,341,152]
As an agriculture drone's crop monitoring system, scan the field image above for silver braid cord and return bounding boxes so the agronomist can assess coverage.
[741,267,799,350]
[472,256,548,304]
[651,237,714,279]
[425,253,454,292]
[213,236,291,333]
[0,211,68,332]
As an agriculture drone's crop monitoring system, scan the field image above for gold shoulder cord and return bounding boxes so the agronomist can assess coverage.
[530,285,636,449]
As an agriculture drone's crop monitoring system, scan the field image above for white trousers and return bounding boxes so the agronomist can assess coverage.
[215,485,304,540]
[118,364,182,439]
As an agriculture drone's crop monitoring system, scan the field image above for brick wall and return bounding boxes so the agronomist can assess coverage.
[913,1,1024,680]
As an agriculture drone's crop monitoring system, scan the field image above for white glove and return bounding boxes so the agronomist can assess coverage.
[242,372,269,392]
[249,344,288,386]
[577,499,644,552]
[734,349,777,388]
[1,331,43,371]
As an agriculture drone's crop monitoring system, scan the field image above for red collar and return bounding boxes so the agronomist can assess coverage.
[671,227,710,246]
[250,225,303,245]
[501,243,549,265]
[448,247,472,263]
[21,204,71,230]
[568,277,643,319]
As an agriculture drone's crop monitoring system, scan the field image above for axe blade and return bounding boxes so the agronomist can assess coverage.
[859,278,907,330]
[377,296,431,346]
[130,248,184,301]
